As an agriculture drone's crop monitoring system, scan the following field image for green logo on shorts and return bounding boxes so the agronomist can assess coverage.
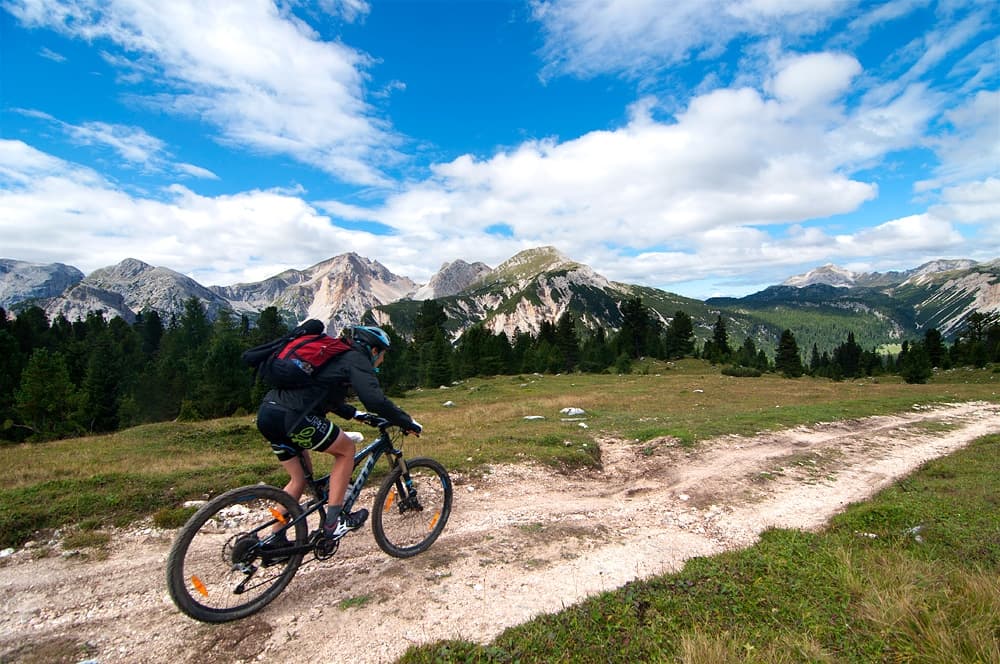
[291,426,317,448]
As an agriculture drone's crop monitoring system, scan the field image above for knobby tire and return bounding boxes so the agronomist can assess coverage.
[372,457,453,558]
[166,485,307,623]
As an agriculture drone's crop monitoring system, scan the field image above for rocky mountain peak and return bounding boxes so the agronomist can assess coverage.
[482,246,580,286]
[88,258,155,281]
[413,259,492,300]
[782,264,857,288]
[0,259,84,309]
[52,258,232,322]
[215,252,418,333]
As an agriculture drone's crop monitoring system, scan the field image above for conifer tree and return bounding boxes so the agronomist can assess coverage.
[200,313,252,417]
[0,329,25,440]
[774,329,804,378]
[77,333,122,432]
[15,349,79,439]
[10,306,50,356]
[618,296,655,359]
[809,344,822,374]
[252,306,288,345]
[377,325,413,395]
[703,315,732,364]
[420,330,453,387]
[664,311,695,359]
[136,309,165,357]
[922,328,945,367]
[554,312,580,372]
[454,324,491,378]
[412,300,453,386]
[579,327,613,373]
[899,341,933,383]
[833,332,863,378]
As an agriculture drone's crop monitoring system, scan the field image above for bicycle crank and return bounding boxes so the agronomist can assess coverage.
[313,534,340,560]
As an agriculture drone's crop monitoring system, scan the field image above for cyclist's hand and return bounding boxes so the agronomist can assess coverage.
[406,419,422,436]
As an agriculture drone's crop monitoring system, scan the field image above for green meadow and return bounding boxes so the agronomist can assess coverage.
[1,360,997,662]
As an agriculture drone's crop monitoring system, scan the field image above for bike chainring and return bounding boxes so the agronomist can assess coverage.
[313,534,340,560]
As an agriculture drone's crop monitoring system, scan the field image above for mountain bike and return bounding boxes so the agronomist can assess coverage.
[166,414,452,623]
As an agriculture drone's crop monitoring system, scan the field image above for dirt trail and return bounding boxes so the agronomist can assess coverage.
[2,401,999,664]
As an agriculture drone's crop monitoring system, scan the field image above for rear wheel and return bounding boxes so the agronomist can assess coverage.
[166,485,308,622]
[372,457,452,558]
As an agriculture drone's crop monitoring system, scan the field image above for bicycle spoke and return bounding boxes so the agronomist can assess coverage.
[372,458,452,558]
[167,486,307,622]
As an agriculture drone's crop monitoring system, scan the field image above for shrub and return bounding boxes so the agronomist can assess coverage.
[722,366,762,378]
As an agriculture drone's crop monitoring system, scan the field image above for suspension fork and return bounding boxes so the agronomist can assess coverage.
[390,452,420,507]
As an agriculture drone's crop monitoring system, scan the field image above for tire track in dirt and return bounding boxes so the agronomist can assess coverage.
[1,401,998,663]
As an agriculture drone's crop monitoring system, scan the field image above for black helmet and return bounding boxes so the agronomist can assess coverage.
[353,325,391,352]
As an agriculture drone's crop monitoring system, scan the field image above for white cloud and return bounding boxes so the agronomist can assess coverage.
[0,139,363,284]
[768,52,861,111]
[176,163,219,180]
[2,2,995,298]
[531,0,852,80]
[316,0,370,23]
[0,139,101,186]
[346,73,879,252]
[932,177,1000,224]
[66,121,167,165]
[919,90,1000,190]
[838,213,963,253]
[15,109,219,179]
[5,0,400,186]
[38,46,66,62]
[847,0,930,36]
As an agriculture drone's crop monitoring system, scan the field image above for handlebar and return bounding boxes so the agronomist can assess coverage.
[354,412,420,435]
[355,412,389,428]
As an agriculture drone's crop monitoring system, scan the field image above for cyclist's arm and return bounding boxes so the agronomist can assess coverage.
[348,361,417,430]
[329,401,357,420]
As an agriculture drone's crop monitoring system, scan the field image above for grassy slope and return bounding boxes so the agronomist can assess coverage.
[400,433,999,663]
[1,362,997,661]
[1,360,998,549]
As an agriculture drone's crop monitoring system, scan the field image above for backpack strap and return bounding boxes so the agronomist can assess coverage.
[284,391,328,439]
[277,334,324,360]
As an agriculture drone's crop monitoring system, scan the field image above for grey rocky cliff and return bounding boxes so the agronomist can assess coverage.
[216,253,418,333]
[0,259,84,309]
[412,260,492,300]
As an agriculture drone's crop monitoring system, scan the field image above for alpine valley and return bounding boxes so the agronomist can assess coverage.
[1,248,998,355]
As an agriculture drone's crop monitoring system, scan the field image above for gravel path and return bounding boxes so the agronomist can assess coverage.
[2,401,998,664]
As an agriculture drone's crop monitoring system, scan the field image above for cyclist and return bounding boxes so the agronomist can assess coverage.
[255,325,421,544]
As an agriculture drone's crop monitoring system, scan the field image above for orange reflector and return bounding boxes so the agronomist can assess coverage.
[428,512,440,531]
[192,575,208,597]
[269,508,287,524]
[384,491,396,511]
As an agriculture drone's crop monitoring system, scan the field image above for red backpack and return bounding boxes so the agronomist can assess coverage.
[242,320,351,389]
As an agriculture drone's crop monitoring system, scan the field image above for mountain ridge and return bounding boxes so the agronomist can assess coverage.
[2,252,997,350]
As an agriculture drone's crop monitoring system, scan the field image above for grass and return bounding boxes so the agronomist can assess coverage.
[399,434,1000,663]
[0,361,997,662]
[0,361,997,549]
[338,594,375,610]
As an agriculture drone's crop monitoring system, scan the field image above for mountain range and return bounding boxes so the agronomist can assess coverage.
[2,249,998,353]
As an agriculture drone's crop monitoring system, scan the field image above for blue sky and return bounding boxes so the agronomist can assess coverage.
[1,0,997,300]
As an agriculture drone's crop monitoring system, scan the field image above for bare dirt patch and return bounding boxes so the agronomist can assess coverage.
[2,401,998,663]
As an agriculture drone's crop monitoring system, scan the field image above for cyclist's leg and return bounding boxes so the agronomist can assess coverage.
[279,453,308,502]
[257,402,310,535]
[319,430,357,522]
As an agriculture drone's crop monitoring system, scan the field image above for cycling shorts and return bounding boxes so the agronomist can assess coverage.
[257,401,341,461]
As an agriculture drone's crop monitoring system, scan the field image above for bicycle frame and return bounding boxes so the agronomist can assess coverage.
[255,425,407,559]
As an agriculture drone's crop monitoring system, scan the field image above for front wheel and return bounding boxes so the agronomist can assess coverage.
[166,485,308,622]
[372,457,452,558]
